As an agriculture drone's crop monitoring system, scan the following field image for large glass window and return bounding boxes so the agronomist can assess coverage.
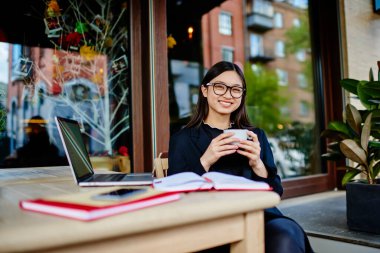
[168,0,320,184]
[0,1,132,170]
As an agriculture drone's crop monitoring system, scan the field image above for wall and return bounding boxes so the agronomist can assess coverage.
[341,0,380,80]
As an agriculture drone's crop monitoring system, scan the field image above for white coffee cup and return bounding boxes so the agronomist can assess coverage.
[223,129,248,144]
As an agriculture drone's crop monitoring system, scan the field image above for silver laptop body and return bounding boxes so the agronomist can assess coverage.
[55,116,153,186]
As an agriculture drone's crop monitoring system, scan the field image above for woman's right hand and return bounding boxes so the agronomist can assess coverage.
[200,132,240,171]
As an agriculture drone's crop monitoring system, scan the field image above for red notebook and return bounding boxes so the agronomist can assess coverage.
[19,187,181,221]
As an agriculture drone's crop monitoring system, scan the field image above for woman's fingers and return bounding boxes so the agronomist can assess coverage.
[247,131,258,142]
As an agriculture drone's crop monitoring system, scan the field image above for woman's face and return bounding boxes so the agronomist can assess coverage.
[201,70,243,117]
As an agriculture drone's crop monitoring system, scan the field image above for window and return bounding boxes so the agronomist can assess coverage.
[0,1,133,169]
[250,33,264,57]
[275,40,285,57]
[274,12,283,28]
[222,47,234,62]
[293,18,301,27]
[276,69,288,86]
[253,0,274,17]
[297,73,307,88]
[295,50,306,61]
[280,106,290,117]
[219,12,232,35]
[167,0,341,197]
[299,101,309,117]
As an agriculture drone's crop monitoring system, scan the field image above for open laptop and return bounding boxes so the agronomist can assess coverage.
[55,116,153,186]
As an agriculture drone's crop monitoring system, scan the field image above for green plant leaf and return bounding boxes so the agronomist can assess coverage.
[346,104,362,135]
[372,161,380,180]
[320,129,350,140]
[370,67,374,82]
[359,81,380,98]
[340,78,359,95]
[342,169,361,186]
[369,140,380,148]
[358,81,377,109]
[340,139,367,165]
[326,121,352,136]
[361,112,372,152]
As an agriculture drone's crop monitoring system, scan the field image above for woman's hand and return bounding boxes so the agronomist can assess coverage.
[200,132,239,171]
[236,131,268,178]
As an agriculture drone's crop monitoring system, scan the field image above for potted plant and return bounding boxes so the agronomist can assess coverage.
[321,62,380,234]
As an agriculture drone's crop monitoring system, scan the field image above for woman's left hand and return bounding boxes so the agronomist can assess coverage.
[236,131,268,178]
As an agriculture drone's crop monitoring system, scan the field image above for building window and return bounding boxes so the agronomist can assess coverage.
[275,40,285,57]
[222,47,234,62]
[295,50,306,62]
[274,12,283,28]
[250,33,264,57]
[253,0,274,17]
[219,12,232,36]
[297,73,307,88]
[299,101,309,117]
[276,69,288,86]
[293,18,301,27]
[280,106,290,117]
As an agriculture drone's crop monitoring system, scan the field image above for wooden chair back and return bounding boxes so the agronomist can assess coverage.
[153,151,168,178]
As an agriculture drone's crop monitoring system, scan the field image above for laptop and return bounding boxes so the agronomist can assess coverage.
[55,116,153,186]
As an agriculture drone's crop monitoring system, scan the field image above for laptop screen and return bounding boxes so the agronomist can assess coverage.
[55,117,94,181]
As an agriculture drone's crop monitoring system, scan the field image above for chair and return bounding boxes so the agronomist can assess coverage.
[153,151,168,178]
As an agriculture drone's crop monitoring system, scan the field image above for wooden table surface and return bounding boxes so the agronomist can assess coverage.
[0,166,280,253]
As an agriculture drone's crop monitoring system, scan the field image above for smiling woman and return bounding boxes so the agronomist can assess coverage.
[168,61,314,253]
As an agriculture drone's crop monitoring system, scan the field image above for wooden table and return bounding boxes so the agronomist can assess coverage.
[0,166,280,253]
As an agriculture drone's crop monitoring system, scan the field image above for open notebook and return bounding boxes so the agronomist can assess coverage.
[55,116,153,186]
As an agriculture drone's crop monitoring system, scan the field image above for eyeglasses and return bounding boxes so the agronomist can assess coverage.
[205,82,245,98]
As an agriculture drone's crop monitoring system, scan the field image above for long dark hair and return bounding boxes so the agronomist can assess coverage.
[186,61,253,129]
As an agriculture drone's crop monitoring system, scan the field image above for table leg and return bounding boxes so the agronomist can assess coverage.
[230,211,265,253]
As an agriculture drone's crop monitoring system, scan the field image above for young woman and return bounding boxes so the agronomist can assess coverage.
[168,61,314,253]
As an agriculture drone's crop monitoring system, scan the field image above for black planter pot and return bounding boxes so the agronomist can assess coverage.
[346,180,380,234]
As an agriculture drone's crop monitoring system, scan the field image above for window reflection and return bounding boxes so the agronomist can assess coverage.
[0,0,132,169]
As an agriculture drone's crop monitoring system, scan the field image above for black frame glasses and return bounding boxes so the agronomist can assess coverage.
[205,82,245,98]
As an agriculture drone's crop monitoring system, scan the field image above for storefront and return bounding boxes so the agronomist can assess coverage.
[0,0,353,198]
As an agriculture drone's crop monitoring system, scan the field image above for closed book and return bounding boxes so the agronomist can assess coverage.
[19,187,181,221]
[153,171,272,192]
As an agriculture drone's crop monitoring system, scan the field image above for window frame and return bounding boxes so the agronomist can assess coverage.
[218,11,232,36]
[281,0,343,198]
